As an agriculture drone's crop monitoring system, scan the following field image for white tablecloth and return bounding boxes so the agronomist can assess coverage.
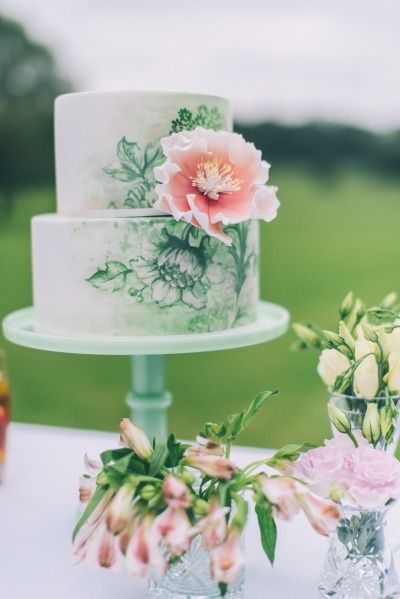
[1,424,398,598]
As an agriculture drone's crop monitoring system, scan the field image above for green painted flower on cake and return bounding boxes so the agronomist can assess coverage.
[131,226,220,310]
[86,219,258,333]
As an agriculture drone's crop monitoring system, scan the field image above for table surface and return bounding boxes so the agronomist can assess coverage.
[2,424,399,599]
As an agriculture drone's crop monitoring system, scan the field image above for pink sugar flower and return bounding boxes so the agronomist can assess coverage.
[210,526,244,584]
[79,475,97,505]
[154,127,279,245]
[163,475,192,509]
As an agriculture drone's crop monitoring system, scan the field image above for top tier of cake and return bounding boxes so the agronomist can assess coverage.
[55,91,232,214]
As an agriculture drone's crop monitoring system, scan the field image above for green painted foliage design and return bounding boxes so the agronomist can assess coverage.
[103,137,164,208]
[170,104,225,134]
[103,105,225,208]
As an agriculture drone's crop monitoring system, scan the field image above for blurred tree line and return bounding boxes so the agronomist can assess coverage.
[235,122,400,177]
[0,13,399,217]
[0,14,71,215]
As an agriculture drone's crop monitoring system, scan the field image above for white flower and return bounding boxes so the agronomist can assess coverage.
[387,352,400,394]
[317,349,350,387]
[386,326,400,354]
[353,338,379,400]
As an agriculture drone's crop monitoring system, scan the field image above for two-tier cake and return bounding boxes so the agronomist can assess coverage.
[32,91,279,336]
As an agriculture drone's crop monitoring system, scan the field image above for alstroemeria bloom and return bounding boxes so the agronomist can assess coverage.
[297,492,341,536]
[185,453,236,480]
[73,488,114,563]
[193,500,229,550]
[210,526,244,584]
[154,127,279,245]
[79,475,96,505]
[106,483,135,535]
[258,476,300,521]
[126,515,166,578]
[119,418,153,461]
[153,507,194,556]
[163,475,192,509]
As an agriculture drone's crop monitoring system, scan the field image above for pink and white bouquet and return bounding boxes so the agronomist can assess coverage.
[290,432,400,596]
[293,291,400,449]
[73,391,340,597]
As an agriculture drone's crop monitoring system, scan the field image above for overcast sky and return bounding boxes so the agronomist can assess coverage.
[2,0,400,130]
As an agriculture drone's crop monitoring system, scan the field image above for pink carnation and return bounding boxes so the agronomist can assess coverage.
[154,127,279,245]
[291,435,358,496]
[344,446,400,509]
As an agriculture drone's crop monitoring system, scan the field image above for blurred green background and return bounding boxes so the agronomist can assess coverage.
[1,15,399,448]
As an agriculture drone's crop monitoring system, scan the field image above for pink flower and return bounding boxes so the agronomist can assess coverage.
[297,492,341,536]
[343,445,400,509]
[192,435,224,456]
[194,500,229,550]
[163,475,192,509]
[291,434,364,496]
[97,527,118,568]
[126,515,166,578]
[153,507,194,556]
[79,475,96,504]
[185,453,236,479]
[73,488,114,562]
[258,476,300,521]
[84,453,102,475]
[106,483,134,535]
[119,418,153,461]
[210,526,244,584]
[154,127,279,245]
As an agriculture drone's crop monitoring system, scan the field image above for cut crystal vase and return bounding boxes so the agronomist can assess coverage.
[148,535,245,599]
[328,391,400,453]
[319,506,400,599]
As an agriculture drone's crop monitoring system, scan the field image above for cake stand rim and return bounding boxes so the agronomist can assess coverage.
[2,301,290,356]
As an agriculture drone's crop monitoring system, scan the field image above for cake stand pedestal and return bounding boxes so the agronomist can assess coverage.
[2,301,289,439]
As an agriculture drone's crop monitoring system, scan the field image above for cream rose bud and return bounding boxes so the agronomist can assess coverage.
[317,348,351,387]
[386,327,400,354]
[387,352,400,394]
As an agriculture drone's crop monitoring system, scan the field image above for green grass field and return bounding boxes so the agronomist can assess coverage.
[1,167,399,448]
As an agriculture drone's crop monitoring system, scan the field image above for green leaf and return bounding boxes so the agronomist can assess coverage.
[72,484,109,542]
[149,439,169,476]
[165,434,187,468]
[270,441,318,463]
[100,447,132,466]
[112,452,135,475]
[116,137,143,171]
[86,261,132,292]
[242,390,279,429]
[218,582,228,597]
[255,503,277,565]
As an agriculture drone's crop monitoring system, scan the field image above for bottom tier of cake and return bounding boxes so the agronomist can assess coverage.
[31,213,259,336]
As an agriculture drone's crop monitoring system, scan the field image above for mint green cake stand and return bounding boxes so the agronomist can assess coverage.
[2,301,289,439]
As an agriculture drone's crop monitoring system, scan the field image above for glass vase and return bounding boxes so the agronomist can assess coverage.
[328,391,400,453]
[148,535,245,599]
[319,505,400,599]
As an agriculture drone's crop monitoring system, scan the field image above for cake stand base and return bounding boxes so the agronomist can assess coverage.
[2,301,290,439]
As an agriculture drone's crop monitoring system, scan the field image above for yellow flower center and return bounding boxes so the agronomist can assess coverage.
[192,158,242,200]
